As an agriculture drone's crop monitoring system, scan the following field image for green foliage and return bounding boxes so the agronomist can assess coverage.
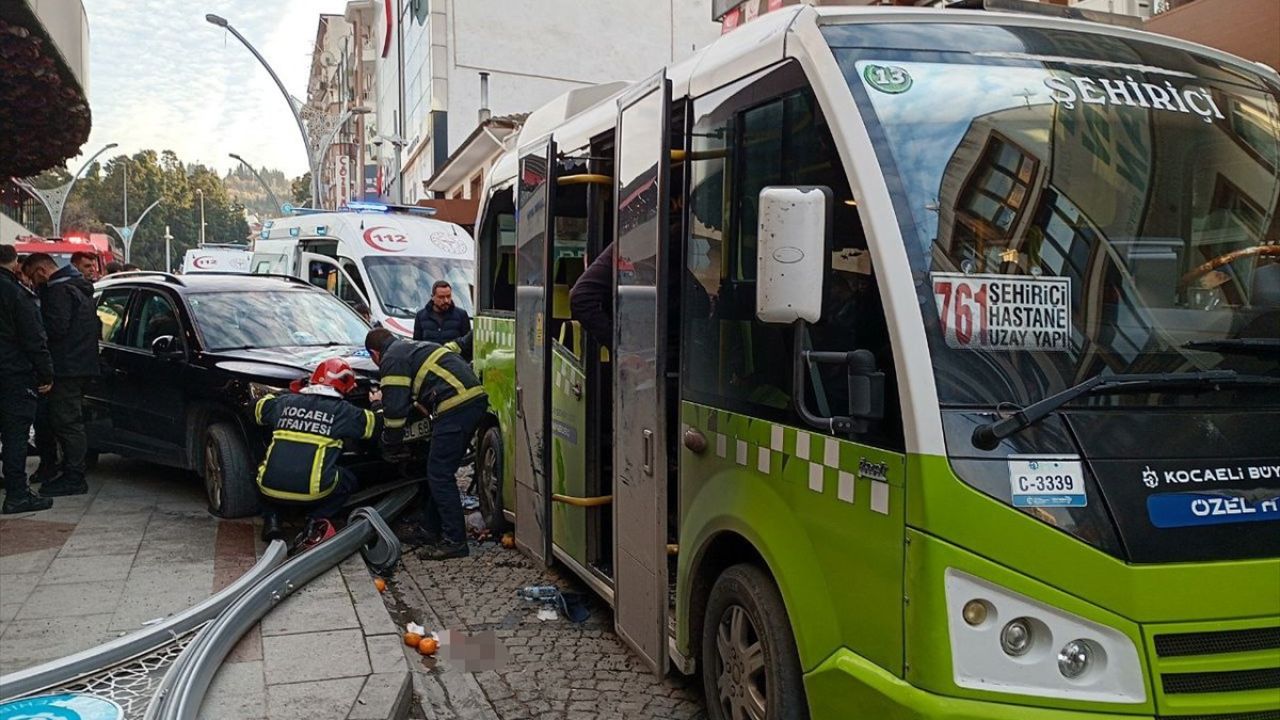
[290,172,313,207]
[23,149,254,271]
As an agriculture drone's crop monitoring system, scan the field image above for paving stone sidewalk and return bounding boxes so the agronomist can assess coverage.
[383,539,707,720]
[0,455,411,719]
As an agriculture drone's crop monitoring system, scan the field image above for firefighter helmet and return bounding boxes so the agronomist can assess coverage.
[309,357,358,395]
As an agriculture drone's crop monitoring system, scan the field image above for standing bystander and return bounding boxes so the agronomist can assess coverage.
[21,253,101,497]
[0,244,54,513]
[70,251,99,283]
[413,281,472,358]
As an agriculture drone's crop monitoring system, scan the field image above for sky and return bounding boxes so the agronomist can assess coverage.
[80,0,348,178]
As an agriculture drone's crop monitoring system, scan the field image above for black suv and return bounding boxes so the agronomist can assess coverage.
[87,272,379,517]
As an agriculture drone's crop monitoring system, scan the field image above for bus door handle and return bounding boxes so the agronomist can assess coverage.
[515,386,523,418]
[643,429,654,476]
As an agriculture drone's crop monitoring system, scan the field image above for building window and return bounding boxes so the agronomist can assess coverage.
[953,133,1037,269]
[470,173,483,200]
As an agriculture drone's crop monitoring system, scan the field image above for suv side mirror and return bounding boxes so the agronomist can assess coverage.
[151,335,183,358]
[756,186,831,324]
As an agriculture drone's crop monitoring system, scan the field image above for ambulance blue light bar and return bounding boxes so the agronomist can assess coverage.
[347,200,389,212]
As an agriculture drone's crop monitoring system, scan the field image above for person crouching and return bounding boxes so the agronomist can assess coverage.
[254,358,381,549]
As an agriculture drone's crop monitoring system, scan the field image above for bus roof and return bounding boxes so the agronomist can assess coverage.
[257,210,474,262]
[487,3,1277,192]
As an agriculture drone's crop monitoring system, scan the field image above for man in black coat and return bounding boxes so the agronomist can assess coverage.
[413,280,472,358]
[22,253,101,497]
[0,245,54,513]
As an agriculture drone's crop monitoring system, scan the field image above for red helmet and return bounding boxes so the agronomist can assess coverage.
[309,357,357,395]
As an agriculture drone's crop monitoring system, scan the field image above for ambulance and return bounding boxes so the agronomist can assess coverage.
[252,202,475,336]
[180,245,253,274]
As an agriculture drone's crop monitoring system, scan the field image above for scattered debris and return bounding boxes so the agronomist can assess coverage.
[374,577,387,593]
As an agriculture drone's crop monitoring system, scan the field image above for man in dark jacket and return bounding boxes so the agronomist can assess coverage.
[22,253,100,497]
[0,245,54,513]
[413,281,471,358]
[366,328,487,560]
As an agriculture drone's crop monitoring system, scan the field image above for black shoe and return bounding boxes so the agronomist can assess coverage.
[2,490,53,514]
[262,514,284,542]
[28,465,60,485]
[39,474,88,497]
[419,540,469,560]
[396,521,440,547]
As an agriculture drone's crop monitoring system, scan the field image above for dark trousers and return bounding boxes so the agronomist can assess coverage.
[47,377,88,479]
[420,399,486,544]
[32,396,58,472]
[1,384,38,495]
[263,467,357,521]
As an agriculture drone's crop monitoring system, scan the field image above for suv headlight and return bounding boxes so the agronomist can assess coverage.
[945,569,1146,704]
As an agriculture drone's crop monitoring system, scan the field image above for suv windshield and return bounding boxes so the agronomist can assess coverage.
[827,23,1280,409]
[362,257,475,318]
[187,289,369,351]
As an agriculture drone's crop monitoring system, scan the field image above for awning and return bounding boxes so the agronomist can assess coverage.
[0,2,91,178]
[424,115,525,194]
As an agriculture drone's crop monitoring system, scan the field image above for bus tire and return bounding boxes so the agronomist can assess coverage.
[475,424,509,532]
[203,422,259,519]
[702,563,808,720]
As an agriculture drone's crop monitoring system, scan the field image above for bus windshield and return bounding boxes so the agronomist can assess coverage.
[827,23,1280,409]
[362,256,475,318]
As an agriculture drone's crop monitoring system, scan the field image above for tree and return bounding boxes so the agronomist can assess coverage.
[290,172,312,207]
[18,149,249,270]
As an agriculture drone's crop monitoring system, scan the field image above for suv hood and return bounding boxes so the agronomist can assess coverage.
[209,345,377,383]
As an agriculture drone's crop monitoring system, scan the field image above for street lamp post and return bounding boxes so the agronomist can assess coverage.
[229,152,284,214]
[107,199,160,265]
[196,189,206,245]
[13,142,118,237]
[164,225,173,272]
[374,135,408,205]
[205,13,321,207]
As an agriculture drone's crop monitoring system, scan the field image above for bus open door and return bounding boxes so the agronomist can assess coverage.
[611,71,673,675]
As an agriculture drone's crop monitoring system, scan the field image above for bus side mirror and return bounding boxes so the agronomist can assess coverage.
[756,186,831,325]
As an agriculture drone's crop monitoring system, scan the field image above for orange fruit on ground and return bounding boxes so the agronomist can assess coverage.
[374,578,387,593]
[417,636,439,656]
[403,632,423,647]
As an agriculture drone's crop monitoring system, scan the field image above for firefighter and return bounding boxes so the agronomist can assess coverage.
[254,357,381,549]
[365,327,487,560]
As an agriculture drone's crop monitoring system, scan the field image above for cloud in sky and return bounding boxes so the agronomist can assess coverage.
[81,0,349,178]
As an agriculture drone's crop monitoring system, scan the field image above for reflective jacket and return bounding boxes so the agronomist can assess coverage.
[253,390,381,502]
[379,337,485,438]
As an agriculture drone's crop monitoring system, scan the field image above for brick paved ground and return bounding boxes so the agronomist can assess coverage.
[386,537,708,720]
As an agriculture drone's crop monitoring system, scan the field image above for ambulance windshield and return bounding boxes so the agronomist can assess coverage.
[827,23,1280,408]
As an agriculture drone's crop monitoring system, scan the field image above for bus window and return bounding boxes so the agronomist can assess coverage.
[684,70,903,449]
[477,183,517,311]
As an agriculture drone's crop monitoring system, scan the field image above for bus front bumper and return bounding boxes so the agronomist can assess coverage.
[805,648,1147,720]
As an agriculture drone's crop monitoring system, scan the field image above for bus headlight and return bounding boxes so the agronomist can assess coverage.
[944,569,1145,704]
[1057,639,1096,679]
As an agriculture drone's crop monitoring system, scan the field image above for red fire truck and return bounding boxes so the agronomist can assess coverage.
[13,233,123,277]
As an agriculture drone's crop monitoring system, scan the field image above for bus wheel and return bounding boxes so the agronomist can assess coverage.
[702,563,807,720]
[475,425,509,532]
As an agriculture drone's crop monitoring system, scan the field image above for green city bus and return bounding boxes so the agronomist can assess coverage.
[466,6,1280,718]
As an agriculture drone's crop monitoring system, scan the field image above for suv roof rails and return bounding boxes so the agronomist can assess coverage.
[107,271,186,286]
[182,271,312,286]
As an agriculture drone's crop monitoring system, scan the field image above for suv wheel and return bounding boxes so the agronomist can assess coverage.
[203,422,259,518]
[475,425,509,532]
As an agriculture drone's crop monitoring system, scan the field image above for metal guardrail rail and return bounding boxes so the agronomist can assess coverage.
[0,541,289,701]
[145,486,414,720]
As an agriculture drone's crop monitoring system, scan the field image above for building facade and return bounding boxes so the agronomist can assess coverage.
[341,0,720,206]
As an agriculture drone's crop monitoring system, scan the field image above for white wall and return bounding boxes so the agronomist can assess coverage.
[28,0,90,92]
[379,0,721,202]
[2,214,35,244]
